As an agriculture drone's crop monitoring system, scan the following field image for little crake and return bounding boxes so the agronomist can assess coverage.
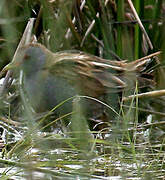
[1,43,154,118]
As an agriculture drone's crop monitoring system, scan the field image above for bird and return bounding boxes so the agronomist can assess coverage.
[0,43,155,128]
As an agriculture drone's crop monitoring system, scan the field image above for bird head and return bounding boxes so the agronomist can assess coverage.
[0,44,51,78]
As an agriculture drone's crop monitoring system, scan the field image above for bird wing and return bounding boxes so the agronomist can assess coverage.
[46,51,154,97]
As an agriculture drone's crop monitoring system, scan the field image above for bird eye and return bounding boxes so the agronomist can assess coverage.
[23,53,30,60]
